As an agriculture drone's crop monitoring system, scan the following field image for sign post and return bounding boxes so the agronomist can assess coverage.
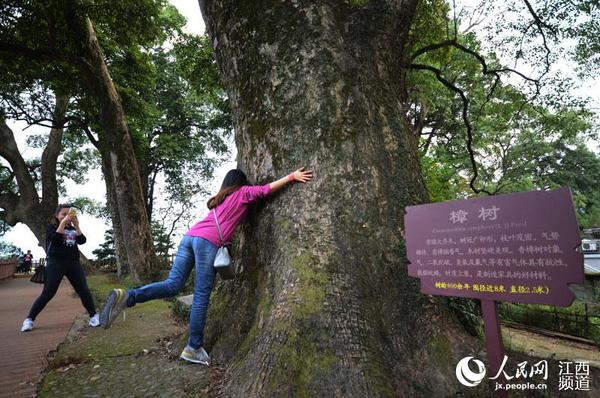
[481,300,504,377]
[404,187,584,394]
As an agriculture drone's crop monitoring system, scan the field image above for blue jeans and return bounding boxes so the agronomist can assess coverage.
[127,235,218,349]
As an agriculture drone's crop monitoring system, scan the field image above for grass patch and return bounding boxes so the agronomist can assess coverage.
[37,273,212,397]
[53,274,180,366]
[85,274,138,307]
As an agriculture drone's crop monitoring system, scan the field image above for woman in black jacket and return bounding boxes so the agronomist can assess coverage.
[21,204,98,332]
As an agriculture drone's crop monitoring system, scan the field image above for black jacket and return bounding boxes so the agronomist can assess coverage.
[45,224,86,261]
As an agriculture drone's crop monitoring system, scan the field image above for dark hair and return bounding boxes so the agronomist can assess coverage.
[207,169,249,209]
[51,203,72,227]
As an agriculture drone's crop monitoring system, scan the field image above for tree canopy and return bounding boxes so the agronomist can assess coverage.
[405,0,599,227]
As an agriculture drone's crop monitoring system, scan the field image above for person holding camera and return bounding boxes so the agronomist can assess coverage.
[21,204,98,332]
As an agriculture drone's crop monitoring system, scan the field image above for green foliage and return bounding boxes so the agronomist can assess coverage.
[408,0,452,54]
[150,220,175,258]
[0,240,22,259]
[475,0,600,78]
[348,0,369,6]
[92,228,115,261]
[420,155,469,202]
[67,197,108,219]
[139,35,231,206]
[405,2,599,228]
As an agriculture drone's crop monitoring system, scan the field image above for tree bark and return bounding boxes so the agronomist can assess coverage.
[101,156,129,277]
[62,4,159,282]
[199,1,481,396]
[41,95,68,211]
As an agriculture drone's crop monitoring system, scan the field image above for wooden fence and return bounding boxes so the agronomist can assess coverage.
[0,257,17,280]
[500,302,600,344]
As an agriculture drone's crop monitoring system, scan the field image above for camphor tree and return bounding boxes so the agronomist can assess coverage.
[196,0,599,396]
[85,30,231,277]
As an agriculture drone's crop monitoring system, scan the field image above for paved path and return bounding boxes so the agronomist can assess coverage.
[0,277,83,398]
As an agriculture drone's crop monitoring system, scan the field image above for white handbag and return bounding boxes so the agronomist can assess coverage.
[212,209,235,279]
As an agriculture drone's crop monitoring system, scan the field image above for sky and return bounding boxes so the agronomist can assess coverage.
[2,1,598,258]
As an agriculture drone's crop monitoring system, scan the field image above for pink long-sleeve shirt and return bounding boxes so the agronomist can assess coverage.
[186,184,273,247]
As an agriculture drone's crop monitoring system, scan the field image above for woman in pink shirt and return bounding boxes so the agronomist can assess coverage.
[99,167,313,365]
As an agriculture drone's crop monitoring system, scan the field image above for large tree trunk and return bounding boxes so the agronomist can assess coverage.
[62,3,159,283]
[199,1,481,396]
[101,156,129,277]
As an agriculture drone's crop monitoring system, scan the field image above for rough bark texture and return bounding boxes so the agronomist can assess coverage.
[101,156,129,277]
[62,5,159,282]
[199,1,481,396]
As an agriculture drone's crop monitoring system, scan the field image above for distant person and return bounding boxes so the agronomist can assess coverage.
[21,204,99,332]
[23,250,33,273]
[99,168,314,365]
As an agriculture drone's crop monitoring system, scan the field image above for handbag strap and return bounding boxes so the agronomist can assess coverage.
[213,209,225,246]
[45,242,52,267]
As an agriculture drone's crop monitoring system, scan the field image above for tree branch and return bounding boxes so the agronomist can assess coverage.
[0,119,39,202]
[411,39,540,87]
[419,127,437,156]
[410,38,543,127]
[82,124,100,149]
[408,63,492,195]
[167,204,187,241]
[521,0,553,80]
[41,94,69,208]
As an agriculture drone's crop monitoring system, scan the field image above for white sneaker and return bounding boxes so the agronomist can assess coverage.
[89,314,100,327]
[21,318,33,332]
[180,345,211,365]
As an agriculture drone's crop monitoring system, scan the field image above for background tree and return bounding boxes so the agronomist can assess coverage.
[0,1,230,279]
[91,228,115,262]
[84,29,230,275]
[0,0,160,281]
[0,240,23,259]
[0,94,71,245]
[406,11,599,227]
